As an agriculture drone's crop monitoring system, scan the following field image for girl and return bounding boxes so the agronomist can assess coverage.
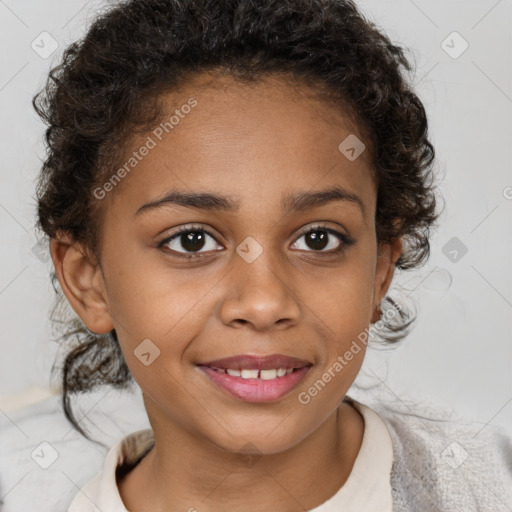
[31,0,511,510]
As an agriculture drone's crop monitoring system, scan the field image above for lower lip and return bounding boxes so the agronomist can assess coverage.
[198,365,311,402]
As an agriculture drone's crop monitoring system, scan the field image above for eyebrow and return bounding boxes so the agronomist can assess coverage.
[134,185,365,217]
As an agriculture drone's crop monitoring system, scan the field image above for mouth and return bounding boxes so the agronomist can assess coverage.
[196,353,312,403]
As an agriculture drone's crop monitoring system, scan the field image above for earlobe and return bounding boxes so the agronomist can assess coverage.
[50,233,114,334]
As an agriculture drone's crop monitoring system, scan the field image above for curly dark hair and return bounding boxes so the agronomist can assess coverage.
[32,0,441,442]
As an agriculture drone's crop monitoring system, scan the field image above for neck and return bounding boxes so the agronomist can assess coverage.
[119,400,364,512]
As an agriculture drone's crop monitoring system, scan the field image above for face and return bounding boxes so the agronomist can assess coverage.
[54,71,400,455]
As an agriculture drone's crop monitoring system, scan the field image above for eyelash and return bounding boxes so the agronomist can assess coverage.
[158,223,355,259]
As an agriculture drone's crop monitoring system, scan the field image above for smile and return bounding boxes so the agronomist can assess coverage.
[208,367,294,379]
[196,353,312,402]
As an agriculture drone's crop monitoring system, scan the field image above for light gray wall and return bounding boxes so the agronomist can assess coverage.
[0,0,510,429]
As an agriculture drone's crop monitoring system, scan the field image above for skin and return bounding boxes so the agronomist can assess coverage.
[51,71,402,511]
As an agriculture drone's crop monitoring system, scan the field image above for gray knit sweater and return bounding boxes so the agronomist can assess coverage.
[348,392,512,511]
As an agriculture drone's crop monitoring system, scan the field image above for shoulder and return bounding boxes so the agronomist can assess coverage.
[350,394,512,512]
[0,389,150,511]
[0,394,108,511]
[67,428,154,511]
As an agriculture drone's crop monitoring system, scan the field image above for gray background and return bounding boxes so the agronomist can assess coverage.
[0,0,511,433]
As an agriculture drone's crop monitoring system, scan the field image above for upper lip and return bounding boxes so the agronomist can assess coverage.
[197,353,312,370]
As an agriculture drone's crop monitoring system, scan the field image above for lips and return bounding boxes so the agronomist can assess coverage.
[197,353,312,371]
[196,353,313,402]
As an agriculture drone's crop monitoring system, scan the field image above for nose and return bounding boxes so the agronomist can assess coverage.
[219,251,301,332]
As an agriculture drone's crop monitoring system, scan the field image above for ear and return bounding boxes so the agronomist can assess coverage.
[370,236,402,323]
[50,231,114,334]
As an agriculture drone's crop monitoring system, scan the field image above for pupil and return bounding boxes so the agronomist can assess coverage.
[182,231,205,252]
[307,230,328,250]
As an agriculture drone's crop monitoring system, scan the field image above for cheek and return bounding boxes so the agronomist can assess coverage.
[298,256,375,383]
[304,257,376,330]
[106,271,224,396]
[104,246,220,341]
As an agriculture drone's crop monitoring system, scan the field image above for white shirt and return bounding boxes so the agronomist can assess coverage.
[67,400,394,511]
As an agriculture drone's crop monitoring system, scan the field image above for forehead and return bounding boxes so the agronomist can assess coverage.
[104,71,376,220]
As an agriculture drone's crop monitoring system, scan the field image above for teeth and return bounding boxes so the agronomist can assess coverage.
[259,369,277,380]
[241,369,259,379]
[213,367,296,379]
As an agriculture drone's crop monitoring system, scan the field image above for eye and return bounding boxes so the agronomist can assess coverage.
[158,223,355,259]
[158,224,223,256]
[291,224,354,254]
